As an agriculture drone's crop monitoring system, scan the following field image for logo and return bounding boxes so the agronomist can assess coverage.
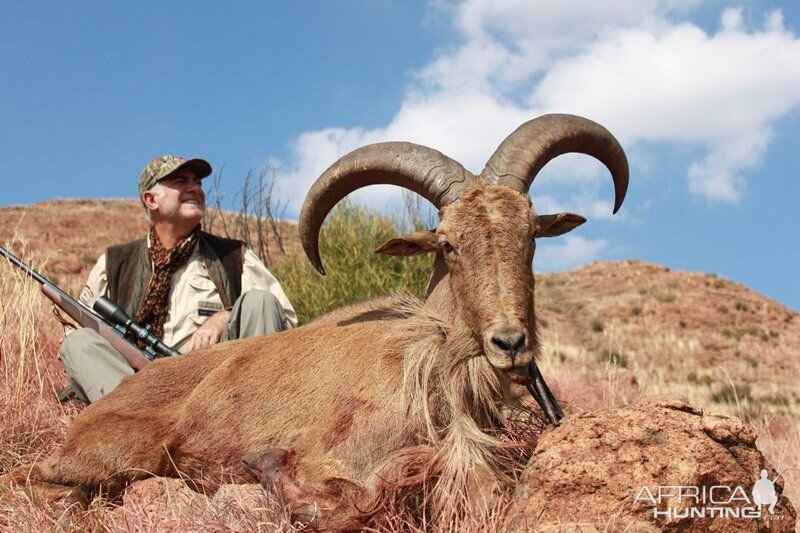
[633,467,787,521]
[752,468,782,514]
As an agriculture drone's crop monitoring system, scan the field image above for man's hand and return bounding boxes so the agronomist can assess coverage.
[185,310,231,352]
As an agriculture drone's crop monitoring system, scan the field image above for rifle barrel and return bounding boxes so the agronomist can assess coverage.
[1,245,94,318]
[0,245,51,286]
[1,244,172,368]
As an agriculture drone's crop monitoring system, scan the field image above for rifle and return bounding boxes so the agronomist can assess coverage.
[0,245,179,370]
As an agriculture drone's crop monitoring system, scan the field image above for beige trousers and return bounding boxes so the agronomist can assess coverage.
[60,290,287,403]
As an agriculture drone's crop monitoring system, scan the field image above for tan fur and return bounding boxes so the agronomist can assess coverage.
[5,183,557,526]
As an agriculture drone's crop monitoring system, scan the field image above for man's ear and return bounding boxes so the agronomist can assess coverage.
[536,213,587,238]
[141,191,160,212]
[375,230,439,256]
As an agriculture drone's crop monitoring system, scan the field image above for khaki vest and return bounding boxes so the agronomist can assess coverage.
[106,231,245,318]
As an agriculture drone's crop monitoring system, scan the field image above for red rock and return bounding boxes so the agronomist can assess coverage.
[508,401,796,532]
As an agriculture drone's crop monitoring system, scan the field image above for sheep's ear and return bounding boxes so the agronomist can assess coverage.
[536,213,586,238]
[375,230,438,256]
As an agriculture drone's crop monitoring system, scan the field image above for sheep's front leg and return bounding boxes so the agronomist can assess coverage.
[2,462,90,508]
[242,448,366,530]
[3,408,174,505]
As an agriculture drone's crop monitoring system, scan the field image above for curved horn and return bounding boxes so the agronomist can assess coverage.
[480,114,629,213]
[300,142,474,275]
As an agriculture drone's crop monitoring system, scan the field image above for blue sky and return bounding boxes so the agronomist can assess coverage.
[1,1,798,310]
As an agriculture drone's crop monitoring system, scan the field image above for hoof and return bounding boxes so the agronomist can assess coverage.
[291,502,322,529]
[34,482,90,508]
[241,447,289,489]
[2,466,90,509]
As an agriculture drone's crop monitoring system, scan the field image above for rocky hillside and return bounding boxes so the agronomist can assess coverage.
[535,260,800,415]
[0,199,150,285]
[0,198,296,291]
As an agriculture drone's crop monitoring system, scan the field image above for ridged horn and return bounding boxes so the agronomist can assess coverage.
[300,142,474,275]
[480,114,629,213]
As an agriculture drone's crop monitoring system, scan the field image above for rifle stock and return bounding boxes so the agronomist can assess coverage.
[40,285,151,370]
[1,245,156,371]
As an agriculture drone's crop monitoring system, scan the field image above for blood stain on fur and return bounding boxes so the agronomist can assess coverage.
[325,396,373,451]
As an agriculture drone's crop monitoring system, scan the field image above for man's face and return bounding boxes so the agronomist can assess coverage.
[144,168,206,225]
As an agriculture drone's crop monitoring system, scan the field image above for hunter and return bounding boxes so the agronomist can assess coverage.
[59,155,296,403]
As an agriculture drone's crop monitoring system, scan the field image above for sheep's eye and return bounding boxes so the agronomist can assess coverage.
[442,241,455,254]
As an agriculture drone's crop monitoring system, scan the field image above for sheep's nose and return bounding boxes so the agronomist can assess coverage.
[491,329,526,357]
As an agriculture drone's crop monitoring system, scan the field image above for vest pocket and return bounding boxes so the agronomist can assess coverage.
[188,275,215,290]
[189,313,209,326]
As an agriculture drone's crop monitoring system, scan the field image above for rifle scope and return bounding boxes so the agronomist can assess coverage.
[93,297,180,358]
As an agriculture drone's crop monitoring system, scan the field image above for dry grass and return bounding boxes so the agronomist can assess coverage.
[0,238,71,473]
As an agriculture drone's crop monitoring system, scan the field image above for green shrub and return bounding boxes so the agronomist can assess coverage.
[544,303,562,314]
[759,394,790,407]
[722,328,756,342]
[711,383,751,404]
[591,317,604,333]
[689,372,714,386]
[631,306,642,316]
[655,293,677,303]
[274,202,432,324]
[599,349,628,368]
[722,329,734,339]
[741,326,760,337]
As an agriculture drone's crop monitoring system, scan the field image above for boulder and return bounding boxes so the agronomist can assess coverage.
[109,477,206,529]
[120,477,203,510]
[212,483,268,509]
[508,401,796,532]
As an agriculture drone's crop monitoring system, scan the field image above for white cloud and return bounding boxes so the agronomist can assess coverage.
[280,91,533,211]
[531,8,800,203]
[278,1,800,216]
[687,128,771,203]
[535,235,609,272]
[533,194,618,222]
[429,0,700,87]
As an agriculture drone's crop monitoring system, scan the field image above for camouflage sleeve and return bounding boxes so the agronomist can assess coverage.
[241,248,298,328]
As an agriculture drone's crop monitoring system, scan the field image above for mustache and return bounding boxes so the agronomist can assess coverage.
[180,194,204,202]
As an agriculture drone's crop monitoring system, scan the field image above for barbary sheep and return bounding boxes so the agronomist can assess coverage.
[5,114,628,527]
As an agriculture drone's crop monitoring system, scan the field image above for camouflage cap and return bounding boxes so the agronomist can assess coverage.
[137,155,212,196]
